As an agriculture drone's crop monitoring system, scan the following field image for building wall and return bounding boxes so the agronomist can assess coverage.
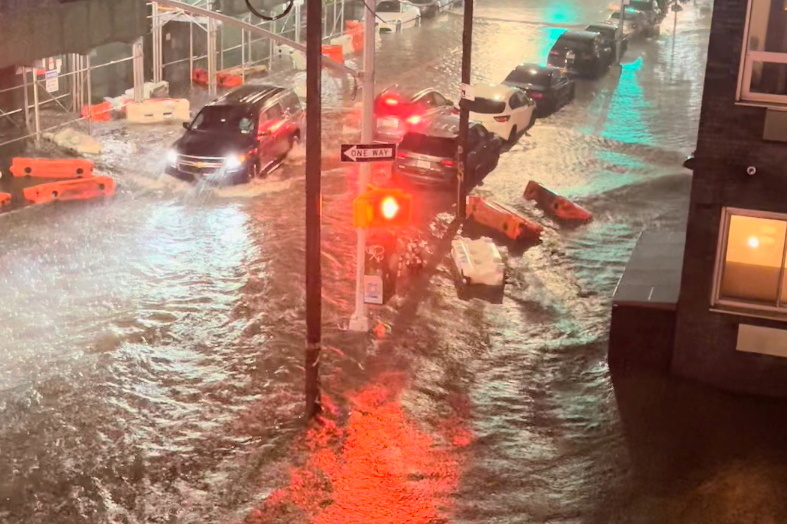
[673,0,787,397]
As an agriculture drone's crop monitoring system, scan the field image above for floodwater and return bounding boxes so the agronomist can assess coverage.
[5,1,785,523]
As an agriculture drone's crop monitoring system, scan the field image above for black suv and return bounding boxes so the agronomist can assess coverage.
[392,115,502,189]
[547,30,613,78]
[585,23,628,62]
[166,85,303,185]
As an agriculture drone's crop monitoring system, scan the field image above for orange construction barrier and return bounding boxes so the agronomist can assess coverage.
[192,68,209,86]
[10,157,94,179]
[81,101,112,122]
[523,180,592,223]
[321,45,344,64]
[467,195,543,241]
[0,192,11,207]
[346,21,364,54]
[23,176,116,204]
[217,72,244,88]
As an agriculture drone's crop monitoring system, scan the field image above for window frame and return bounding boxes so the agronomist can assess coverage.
[736,0,787,106]
[713,207,787,314]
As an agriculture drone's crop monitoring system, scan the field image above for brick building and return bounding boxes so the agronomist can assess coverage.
[611,0,787,397]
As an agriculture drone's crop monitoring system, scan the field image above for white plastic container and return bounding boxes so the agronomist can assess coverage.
[451,236,505,287]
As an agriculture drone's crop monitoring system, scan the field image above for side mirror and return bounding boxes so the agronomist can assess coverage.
[182,122,190,130]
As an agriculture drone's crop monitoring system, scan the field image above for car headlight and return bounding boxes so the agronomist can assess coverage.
[166,149,178,166]
[224,154,245,171]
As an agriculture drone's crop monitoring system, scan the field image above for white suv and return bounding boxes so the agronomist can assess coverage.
[465,84,536,143]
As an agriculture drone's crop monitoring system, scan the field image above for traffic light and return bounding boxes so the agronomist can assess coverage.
[353,188,412,229]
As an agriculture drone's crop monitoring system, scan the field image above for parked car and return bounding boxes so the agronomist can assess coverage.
[166,85,302,185]
[547,30,613,78]
[502,64,575,117]
[607,8,657,38]
[374,85,455,143]
[629,0,664,25]
[392,115,502,189]
[585,22,628,62]
[376,0,421,32]
[465,84,536,143]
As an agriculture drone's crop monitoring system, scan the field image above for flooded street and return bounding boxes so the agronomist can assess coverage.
[0,1,734,522]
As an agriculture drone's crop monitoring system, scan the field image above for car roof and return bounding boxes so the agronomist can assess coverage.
[471,84,516,99]
[586,22,615,31]
[210,85,287,107]
[515,63,558,75]
[418,114,484,138]
[379,84,438,101]
[556,30,601,42]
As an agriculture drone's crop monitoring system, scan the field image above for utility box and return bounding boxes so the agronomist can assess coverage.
[363,233,399,305]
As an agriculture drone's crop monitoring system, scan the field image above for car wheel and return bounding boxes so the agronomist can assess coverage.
[507,125,518,144]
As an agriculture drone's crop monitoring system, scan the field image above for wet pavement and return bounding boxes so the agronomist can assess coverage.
[3,1,787,523]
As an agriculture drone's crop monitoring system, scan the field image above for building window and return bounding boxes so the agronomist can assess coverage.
[714,208,787,312]
[738,0,787,104]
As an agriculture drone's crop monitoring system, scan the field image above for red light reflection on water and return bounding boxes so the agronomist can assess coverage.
[246,373,473,523]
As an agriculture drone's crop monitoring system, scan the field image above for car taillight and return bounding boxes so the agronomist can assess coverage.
[384,97,399,106]
[529,91,543,99]
[439,159,456,167]
[397,151,407,158]
[494,115,510,122]
[549,51,560,55]
[406,115,422,125]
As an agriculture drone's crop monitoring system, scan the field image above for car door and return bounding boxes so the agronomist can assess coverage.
[552,72,569,104]
[257,104,285,166]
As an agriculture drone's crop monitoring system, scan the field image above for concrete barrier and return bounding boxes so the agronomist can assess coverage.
[126,98,190,124]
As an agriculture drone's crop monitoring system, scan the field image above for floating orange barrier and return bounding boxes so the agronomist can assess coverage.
[321,44,344,65]
[192,68,209,86]
[466,195,543,241]
[217,72,243,88]
[10,157,94,179]
[81,101,112,122]
[523,180,592,223]
[0,192,11,206]
[23,176,116,204]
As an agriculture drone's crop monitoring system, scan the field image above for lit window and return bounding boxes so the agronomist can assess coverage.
[737,0,787,105]
[714,208,787,311]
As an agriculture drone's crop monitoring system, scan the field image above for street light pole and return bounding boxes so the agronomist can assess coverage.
[305,0,323,419]
[348,0,376,332]
[616,0,626,66]
[456,0,474,220]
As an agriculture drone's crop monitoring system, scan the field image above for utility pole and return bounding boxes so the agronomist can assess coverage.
[305,0,323,419]
[456,0,474,220]
[616,0,627,66]
[348,0,376,332]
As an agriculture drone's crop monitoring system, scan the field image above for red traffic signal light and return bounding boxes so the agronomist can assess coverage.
[353,188,412,228]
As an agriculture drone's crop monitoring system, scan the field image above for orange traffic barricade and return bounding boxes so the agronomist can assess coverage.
[81,101,112,122]
[217,72,243,88]
[0,192,11,207]
[345,20,364,53]
[523,180,592,223]
[192,68,209,86]
[10,157,94,179]
[321,45,344,65]
[467,195,543,241]
[23,176,116,205]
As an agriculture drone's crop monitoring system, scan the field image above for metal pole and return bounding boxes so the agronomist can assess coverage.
[153,2,162,83]
[456,0,473,220]
[22,68,30,133]
[207,17,218,96]
[617,0,626,66]
[348,0,376,333]
[189,22,194,88]
[295,2,302,44]
[241,27,246,84]
[132,37,144,103]
[32,70,41,145]
[86,55,92,136]
[305,0,323,419]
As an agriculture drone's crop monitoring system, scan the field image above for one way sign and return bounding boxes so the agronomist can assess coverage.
[341,143,397,162]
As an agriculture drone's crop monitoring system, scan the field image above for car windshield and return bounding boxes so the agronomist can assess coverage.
[377,1,400,12]
[467,97,507,114]
[190,106,254,134]
[504,68,550,86]
[554,38,593,52]
[400,132,456,158]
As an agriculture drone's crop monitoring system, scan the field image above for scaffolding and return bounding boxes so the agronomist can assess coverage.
[0,0,349,150]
